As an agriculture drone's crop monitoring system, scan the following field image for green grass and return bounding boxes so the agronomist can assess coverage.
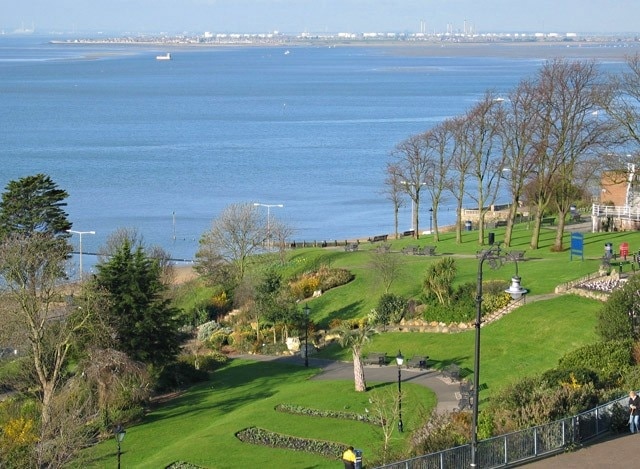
[76,360,436,468]
[81,222,626,468]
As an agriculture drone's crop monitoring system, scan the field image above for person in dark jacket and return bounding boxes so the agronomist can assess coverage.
[629,391,640,433]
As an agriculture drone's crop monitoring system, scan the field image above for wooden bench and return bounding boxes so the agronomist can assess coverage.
[369,234,388,243]
[420,245,436,256]
[493,220,508,228]
[402,229,415,238]
[571,213,583,223]
[363,352,386,366]
[443,364,461,380]
[344,243,359,252]
[541,217,556,226]
[507,250,525,261]
[406,355,429,369]
[402,245,418,255]
[375,243,391,253]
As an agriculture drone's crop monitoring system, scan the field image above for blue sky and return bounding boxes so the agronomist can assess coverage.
[4,0,640,35]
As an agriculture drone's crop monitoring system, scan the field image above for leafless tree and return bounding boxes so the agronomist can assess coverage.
[98,227,175,285]
[527,59,613,250]
[369,250,402,293]
[0,233,94,431]
[196,202,265,287]
[421,120,456,242]
[448,116,475,243]
[383,163,406,239]
[268,216,295,264]
[390,134,431,239]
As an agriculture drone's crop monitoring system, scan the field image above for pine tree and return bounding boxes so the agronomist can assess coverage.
[93,240,182,368]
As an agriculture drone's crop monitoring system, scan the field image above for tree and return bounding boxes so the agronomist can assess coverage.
[390,134,431,239]
[0,173,71,240]
[369,250,402,293]
[423,257,457,306]
[92,239,182,368]
[597,275,640,342]
[383,163,406,240]
[332,322,376,392]
[0,175,83,431]
[195,202,265,287]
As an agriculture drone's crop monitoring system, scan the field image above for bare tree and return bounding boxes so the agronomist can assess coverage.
[449,116,475,243]
[527,59,613,250]
[369,250,402,293]
[462,92,505,246]
[390,134,431,239]
[383,163,406,240]
[269,216,295,264]
[0,233,93,429]
[421,121,456,242]
[195,202,265,286]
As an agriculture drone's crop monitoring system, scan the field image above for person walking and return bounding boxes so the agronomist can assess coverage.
[342,446,356,469]
[629,390,640,433]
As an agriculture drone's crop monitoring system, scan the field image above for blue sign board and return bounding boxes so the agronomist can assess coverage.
[570,232,584,261]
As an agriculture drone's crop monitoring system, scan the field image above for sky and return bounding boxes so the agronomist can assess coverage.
[3,0,640,35]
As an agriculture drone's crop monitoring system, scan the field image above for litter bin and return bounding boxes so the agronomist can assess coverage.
[621,242,629,259]
[465,220,473,231]
[488,232,495,245]
[605,242,613,258]
[354,449,363,469]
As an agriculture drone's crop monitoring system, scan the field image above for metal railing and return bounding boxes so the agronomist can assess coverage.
[592,204,640,220]
[376,395,627,469]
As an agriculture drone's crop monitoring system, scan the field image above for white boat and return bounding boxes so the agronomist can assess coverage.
[156,53,171,61]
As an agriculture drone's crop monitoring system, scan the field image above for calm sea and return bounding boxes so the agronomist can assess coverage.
[0,36,625,272]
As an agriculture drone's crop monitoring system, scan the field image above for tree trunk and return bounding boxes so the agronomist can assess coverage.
[352,348,367,392]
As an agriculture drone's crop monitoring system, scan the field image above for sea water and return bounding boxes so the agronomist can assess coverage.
[0,36,621,271]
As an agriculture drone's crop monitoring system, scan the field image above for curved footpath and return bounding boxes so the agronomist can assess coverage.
[235,353,634,467]
[233,353,460,413]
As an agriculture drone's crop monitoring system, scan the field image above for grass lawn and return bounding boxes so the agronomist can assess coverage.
[78,221,624,468]
[76,359,436,468]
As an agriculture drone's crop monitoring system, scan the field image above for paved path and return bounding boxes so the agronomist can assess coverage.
[233,354,460,413]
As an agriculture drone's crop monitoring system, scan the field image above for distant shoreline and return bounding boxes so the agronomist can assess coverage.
[51,38,640,60]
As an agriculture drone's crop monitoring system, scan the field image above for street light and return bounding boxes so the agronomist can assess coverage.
[396,350,404,433]
[303,304,310,367]
[400,181,426,234]
[253,203,283,250]
[470,246,527,468]
[67,229,95,280]
[113,424,126,469]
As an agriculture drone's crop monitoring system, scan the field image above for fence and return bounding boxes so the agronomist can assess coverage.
[375,395,628,469]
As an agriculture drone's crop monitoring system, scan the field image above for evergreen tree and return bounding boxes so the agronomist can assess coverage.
[93,240,182,368]
[0,173,71,239]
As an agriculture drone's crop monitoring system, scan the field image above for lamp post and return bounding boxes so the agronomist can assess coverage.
[303,304,310,367]
[400,181,426,234]
[470,247,526,468]
[253,203,283,250]
[67,229,95,280]
[396,350,404,433]
[114,424,126,469]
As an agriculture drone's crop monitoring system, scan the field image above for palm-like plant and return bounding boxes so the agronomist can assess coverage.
[333,322,377,392]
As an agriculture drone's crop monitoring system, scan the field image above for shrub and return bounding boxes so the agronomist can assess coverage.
[155,358,209,392]
[558,340,633,384]
[236,426,347,460]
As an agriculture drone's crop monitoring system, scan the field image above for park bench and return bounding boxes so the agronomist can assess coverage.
[541,217,556,226]
[375,243,391,253]
[369,234,388,243]
[344,243,359,252]
[402,245,418,255]
[406,355,429,369]
[442,364,461,380]
[507,250,526,261]
[419,245,437,256]
[402,229,415,238]
[363,352,387,366]
[494,220,508,228]
[571,213,584,223]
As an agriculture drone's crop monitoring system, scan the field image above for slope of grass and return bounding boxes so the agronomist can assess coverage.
[76,359,436,468]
